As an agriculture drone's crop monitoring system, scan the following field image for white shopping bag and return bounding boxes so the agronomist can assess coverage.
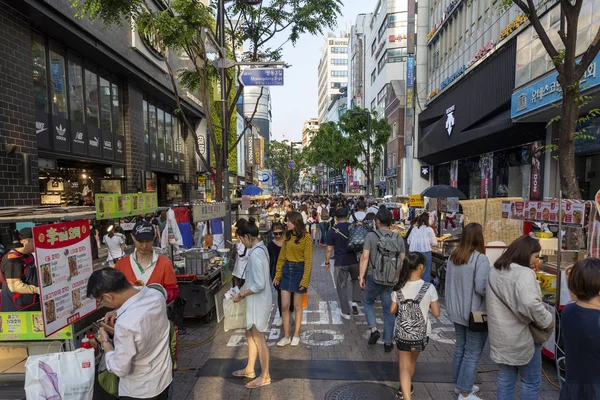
[25,348,95,400]
[223,297,247,332]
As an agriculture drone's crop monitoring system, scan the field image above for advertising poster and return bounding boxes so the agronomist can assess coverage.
[503,200,586,228]
[0,312,72,341]
[95,193,158,220]
[561,201,586,227]
[33,220,96,337]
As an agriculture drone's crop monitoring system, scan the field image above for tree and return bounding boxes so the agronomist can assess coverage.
[265,140,304,194]
[499,0,600,247]
[337,109,391,195]
[305,122,355,171]
[70,0,343,200]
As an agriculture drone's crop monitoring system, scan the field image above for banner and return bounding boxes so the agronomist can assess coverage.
[33,220,96,337]
[530,141,541,200]
[0,312,72,341]
[501,200,587,227]
[95,193,158,220]
[192,202,227,223]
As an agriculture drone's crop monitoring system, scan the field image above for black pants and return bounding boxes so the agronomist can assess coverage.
[120,384,170,400]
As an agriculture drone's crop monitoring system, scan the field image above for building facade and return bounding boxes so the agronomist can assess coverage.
[243,85,272,143]
[301,118,319,148]
[317,35,349,123]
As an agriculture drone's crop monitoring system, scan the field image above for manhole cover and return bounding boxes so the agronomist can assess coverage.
[325,383,396,400]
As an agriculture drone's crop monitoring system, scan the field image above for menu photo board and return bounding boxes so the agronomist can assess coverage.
[33,220,96,337]
[0,312,72,341]
[502,200,587,228]
[95,193,158,220]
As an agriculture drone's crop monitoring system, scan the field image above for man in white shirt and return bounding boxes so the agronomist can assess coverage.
[349,201,368,223]
[90,268,172,400]
[367,202,379,214]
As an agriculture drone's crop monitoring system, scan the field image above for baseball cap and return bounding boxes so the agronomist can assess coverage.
[132,221,155,242]
[19,227,33,240]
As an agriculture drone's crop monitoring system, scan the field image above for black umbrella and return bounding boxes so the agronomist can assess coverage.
[421,185,467,200]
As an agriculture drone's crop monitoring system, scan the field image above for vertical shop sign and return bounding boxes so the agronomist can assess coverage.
[450,160,458,188]
[530,141,541,201]
[33,220,95,337]
[480,153,493,198]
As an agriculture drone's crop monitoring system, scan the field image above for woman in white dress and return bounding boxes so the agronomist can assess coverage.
[231,217,273,388]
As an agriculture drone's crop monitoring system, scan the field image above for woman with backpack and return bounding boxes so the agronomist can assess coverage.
[407,212,437,282]
[445,223,490,400]
[273,211,313,347]
[318,200,330,247]
[391,252,440,400]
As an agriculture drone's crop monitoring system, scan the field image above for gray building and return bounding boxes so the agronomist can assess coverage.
[243,85,272,142]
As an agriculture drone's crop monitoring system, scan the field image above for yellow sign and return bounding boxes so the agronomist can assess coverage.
[406,87,413,109]
[409,194,424,207]
[0,312,72,341]
[198,176,206,185]
[96,193,158,220]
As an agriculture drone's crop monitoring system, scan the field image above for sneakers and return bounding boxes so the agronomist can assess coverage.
[276,337,291,347]
[457,393,482,400]
[341,313,352,320]
[291,336,300,346]
[273,317,282,327]
[368,330,381,345]
[395,384,415,399]
[352,302,359,315]
[455,386,480,395]
[384,343,394,353]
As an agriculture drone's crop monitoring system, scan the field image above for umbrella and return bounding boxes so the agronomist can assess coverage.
[421,185,467,200]
[242,185,263,196]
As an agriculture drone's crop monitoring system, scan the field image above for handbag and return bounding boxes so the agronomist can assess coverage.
[468,254,488,332]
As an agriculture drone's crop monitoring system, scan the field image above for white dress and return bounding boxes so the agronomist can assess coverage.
[244,241,273,332]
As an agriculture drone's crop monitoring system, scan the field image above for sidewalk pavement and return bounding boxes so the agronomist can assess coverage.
[172,245,561,400]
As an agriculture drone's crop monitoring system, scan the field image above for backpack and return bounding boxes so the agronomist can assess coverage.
[346,212,374,252]
[393,282,431,345]
[370,230,403,286]
[320,207,330,221]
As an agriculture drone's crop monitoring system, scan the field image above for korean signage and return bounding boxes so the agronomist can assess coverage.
[512,54,599,119]
[33,220,96,337]
[501,200,587,227]
[192,202,227,222]
[409,194,424,207]
[530,141,541,200]
[0,312,72,341]
[406,56,414,87]
[95,193,158,220]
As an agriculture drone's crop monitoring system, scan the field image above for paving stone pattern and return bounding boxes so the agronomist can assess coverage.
[173,246,561,400]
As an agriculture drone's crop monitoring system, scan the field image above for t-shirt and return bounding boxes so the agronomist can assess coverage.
[104,234,125,261]
[363,229,405,273]
[561,302,600,384]
[349,211,367,223]
[367,206,379,214]
[326,222,358,267]
[392,280,439,335]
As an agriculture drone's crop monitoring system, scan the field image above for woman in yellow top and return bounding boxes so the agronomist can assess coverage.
[273,211,313,347]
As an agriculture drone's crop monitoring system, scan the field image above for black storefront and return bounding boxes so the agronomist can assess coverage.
[418,39,546,199]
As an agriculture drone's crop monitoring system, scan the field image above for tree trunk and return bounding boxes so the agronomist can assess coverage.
[558,90,585,249]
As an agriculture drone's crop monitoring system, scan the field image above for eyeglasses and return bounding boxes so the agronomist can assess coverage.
[273,232,284,236]
[96,295,105,308]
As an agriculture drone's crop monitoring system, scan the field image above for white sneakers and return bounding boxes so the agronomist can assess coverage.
[457,394,482,400]
[277,336,300,347]
[455,386,480,395]
[341,313,352,320]
[273,317,282,327]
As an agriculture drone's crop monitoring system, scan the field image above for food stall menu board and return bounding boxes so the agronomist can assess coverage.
[33,220,96,337]
[192,203,227,223]
[501,200,586,227]
[0,312,71,341]
[95,193,158,220]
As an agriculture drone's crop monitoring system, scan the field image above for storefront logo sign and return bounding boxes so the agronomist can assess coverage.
[103,141,112,149]
[517,93,527,112]
[55,125,67,141]
[89,137,99,147]
[74,132,84,144]
[441,65,466,90]
[117,140,122,151]
[445,105,455,135]
[36,122,47,134]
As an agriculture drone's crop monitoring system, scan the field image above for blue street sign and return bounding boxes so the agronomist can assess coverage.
[240,68,284,86]
[287,160,296,169]
[407,56,414,88]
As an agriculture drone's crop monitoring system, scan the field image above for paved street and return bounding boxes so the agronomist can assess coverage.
[172,245,561,400]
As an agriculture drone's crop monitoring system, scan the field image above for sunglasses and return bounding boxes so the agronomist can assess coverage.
[273,231,284,236]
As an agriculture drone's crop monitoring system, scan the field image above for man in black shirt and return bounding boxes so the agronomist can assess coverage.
[0,228,39,311]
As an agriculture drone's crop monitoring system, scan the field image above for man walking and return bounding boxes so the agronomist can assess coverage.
[326,208,362,319]
[349,201,368,223]
[89,268,172,400]
[359,207,405,352]
[318,199,331,247]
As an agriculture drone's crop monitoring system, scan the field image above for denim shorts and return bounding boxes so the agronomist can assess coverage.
[279,261,307,293]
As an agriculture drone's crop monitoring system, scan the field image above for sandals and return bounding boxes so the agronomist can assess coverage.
[232,369,256,379]
[245,376,272,389]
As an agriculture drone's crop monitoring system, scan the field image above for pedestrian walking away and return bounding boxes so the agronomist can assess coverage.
[445,223,490,400]
[273,211,313,347]
[231,218,273,389]
[407,212,437,282]
[326,207,362,318]
[104,226,125,266]
[486,236,553,400]
[391,252,440,400]
[359,207,406,352]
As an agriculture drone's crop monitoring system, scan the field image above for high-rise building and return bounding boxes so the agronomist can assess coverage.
[243,85,272,143]
[302,118,319,148]
[349,14,370,110]
[317,35,349,123]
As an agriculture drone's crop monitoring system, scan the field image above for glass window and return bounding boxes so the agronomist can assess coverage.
[32,32,48,114]
[143,99,149,144]
[331,70,348,77]
[493,147,529,198]
[149,102,157,151]
[331,58,348,65]
[67,53,84,123]
[49,42,67,119]
[371,69,376,84]
[84,67,99,127]
[165,111,172,160]
[378,15,388,40]
[388,48,407,63]
[330,46,348,54]
[111,81,122,135]
[157,106,165,160]
[371,39,377,55]
[457,157,482,199]
[378,52,387,72]
[99,75,112,131]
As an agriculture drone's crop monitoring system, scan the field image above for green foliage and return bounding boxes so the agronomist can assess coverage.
[69,0,144,26]
[305,122,354,171]
[265,140,304,193]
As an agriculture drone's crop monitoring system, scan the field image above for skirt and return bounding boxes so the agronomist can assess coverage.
[279,261,307,293]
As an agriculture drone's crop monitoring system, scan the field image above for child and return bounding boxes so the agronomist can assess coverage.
[391,252,440,400]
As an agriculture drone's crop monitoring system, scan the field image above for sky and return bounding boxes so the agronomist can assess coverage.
[269,0,378,142]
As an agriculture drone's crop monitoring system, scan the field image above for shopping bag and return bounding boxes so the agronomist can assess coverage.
[223,297,246,331]
[302,293,308,309]
[25,348,95,400]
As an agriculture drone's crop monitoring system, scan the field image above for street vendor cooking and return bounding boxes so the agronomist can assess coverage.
[114,220,179,302]
[0,228,40,312]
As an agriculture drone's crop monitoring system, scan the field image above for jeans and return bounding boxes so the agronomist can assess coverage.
[335,264,362,315]
[363,274,394,344]
[421,251,432,282]
[452,323,488,393]
[319,221,330,244]
[497,345,542,400]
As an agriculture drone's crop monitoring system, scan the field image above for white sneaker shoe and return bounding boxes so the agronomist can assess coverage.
[456,393,483,400]
[455,386,480,395]
[341,313,352,320]
[277,337,291,347]
[291,336,301,346]
[273,317,282,327]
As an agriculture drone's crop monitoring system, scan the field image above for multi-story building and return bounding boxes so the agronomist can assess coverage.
[243,85,272,143]
[349,14,370,109]
[317,34,349,123]
[301,118,319,148]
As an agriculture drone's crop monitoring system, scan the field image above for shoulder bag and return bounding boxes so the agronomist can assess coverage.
[468,254,487,332]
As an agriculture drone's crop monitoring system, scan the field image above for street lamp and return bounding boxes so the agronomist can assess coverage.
[350,109,372,196]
